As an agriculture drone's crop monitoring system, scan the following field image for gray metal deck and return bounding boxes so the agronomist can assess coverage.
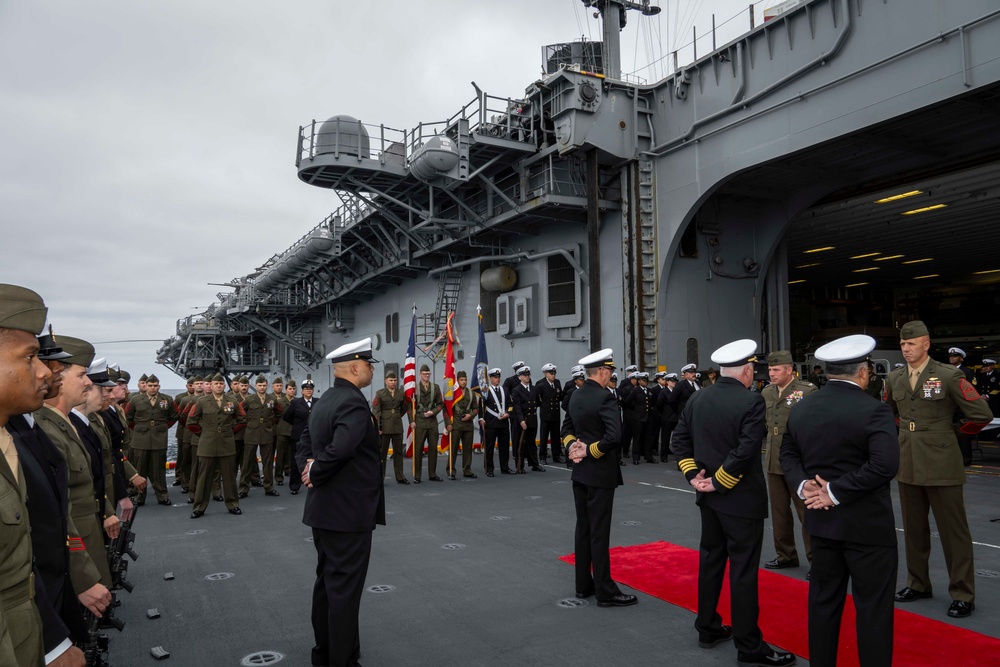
[109,444,1000,666]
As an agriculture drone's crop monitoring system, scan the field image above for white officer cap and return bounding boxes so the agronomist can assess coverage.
[948,347,966,358]
[579,348,616,369]
[680,363,697,373]
[665,372,678,381]
[814,334,876,364]
[86,357,117,387]
[541,362,557,373]
[610,372,618,381]
[710,339,759,367]
[624,364,638,373]
[637,372,649,380]
[326,337,379,363]
[488,367,502,377]
[512,361,525,371]
[627,371,638,379]
[572,369,586,379]
[571,364,584,374]
[517,365,532,376]
[984,358,997,366]
[654,371,667,379]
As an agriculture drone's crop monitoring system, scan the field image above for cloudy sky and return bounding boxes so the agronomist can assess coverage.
[1,0,766,385]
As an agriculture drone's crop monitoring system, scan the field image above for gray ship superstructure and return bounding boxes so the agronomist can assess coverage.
[158,0,1000,388]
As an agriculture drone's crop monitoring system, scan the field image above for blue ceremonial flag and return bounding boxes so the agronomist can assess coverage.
[471,309,488,397]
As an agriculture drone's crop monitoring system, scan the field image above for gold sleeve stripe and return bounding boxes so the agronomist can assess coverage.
[715,467,741,489]
[589,442,604,459]
[678,458,698,473]
[563,435,577,447]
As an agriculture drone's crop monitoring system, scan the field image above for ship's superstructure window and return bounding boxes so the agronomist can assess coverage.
[544,247,582,329]
[385,312,400,343]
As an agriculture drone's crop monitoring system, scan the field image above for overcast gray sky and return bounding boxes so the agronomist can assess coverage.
[0,0,766,385]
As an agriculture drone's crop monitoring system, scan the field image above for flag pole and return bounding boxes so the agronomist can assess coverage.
[411,304,417,480]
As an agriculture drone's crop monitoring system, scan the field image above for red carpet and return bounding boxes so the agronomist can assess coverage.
[560,541,1000,666]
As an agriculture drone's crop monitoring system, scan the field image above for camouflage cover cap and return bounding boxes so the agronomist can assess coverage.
[0,284,48,335]
[767,350,793,366]
[57,336,96,369]
[900,320,929,339]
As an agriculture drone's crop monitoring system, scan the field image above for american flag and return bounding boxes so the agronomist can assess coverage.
[403,306,417,401]
[403,306,417,457]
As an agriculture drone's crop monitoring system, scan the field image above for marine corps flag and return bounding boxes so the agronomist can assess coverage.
[442,311,458,418]
[471,306,488,398]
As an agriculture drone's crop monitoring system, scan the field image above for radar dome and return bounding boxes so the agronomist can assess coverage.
[316,115,370,158]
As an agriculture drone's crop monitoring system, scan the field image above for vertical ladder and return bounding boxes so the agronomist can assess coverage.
[637,158,658,371]
[434,270,463,338]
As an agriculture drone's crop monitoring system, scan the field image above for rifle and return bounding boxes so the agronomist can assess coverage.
[107,500,139,595]
[81,608,110,667]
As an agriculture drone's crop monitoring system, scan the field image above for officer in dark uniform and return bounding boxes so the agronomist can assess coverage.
[561,348,636,608]
[656,373,679,462]
[561,366,585,412]
[618,368,639,461]
[671,339,795,667]
[887,322,992,618]
[948,347,976,465]
[504,361,525,450]
[975,357,1000,417]
[623,372,652,464]
[283,376,315,495]
[535,363,563,463]
[511,366,542,472]
[781,334,899,667]
[298,338,385,667]
[647,372,666,462]
[669,363,700,417]
[479,368,513,476]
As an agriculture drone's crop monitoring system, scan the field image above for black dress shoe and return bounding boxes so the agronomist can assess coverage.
[539,458,548,465]
[947,600,974,618]
[632,459,640,465]
[575,588,595,599]
[500,469,513,475]
[516,469,526,474]
[698,624,732,648]
[290,490,299,495]
[190,510,204,519]
[186,498,194,504]
[464,473,478,478]
[276,480,284,486]
[251,482,263,487]
[265,490,280,497]
[763,558,799,570]
[894,586,932,602]
[181,487,189,493]
[213,495,224,502]
[413,478,421,484]
[228,507,243,515]
[486,472,494,478]
[397,479,410,485]
[448,474,456,480]
[596,594,638,608]
[238,492,248,499]
[619,460,626,466]
[158,499,172,506]
[736,646,796,666]
[172,480,182,486]
[530,466,545,472]
[645,459,658,464]
[429,476,444,482]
